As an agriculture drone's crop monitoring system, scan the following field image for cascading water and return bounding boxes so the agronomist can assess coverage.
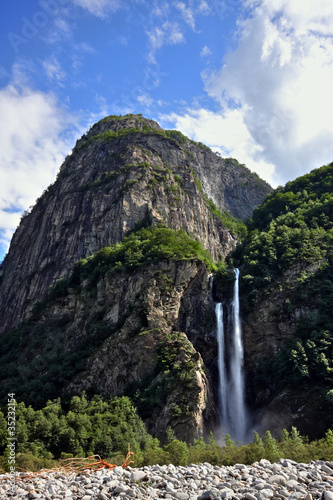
[215,268,247,442]
[229,268,247,441]
[216,302,228,425]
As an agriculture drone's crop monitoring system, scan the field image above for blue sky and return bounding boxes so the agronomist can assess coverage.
[1,0,333,261]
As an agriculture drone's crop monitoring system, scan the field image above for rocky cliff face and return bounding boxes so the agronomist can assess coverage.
[0,114,273,442]
[0,257,218,441]
[241,261,331,438]
[0,114,271,335]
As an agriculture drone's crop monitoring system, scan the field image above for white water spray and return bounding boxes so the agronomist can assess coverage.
[229,268,247,442]
[215,268,247,442]
[216,302,228,425]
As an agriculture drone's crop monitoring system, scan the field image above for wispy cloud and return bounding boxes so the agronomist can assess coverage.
[72,0,120,18]
[137,92,154,107]
[147,21,185,62]
[200,45,212,57]
[197,0,212,15]
[175,1,196,30]
[43,56,66,82]
[146,0,213,63]
[0,77,78,256]
[43,17,73,46]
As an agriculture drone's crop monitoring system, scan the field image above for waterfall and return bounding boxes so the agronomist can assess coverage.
[216,302,228,425]
[215,268,247,442]
[229,268,247,442]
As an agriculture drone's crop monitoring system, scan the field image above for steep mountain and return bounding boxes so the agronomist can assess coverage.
[230,163,333,438]
[0,114,271,441]
[0,114,270,335]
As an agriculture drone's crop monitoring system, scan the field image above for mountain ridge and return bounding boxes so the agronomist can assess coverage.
[0,113,271,335]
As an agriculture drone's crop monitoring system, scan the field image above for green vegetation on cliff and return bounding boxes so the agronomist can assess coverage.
[236,163,333,306]
[70,225,215,281]
[79,117,211,152]
[232,162,333,433]
[204,196,247,240]
[0,227,214,410]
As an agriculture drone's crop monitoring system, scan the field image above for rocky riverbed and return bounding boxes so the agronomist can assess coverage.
[1,458,333,499]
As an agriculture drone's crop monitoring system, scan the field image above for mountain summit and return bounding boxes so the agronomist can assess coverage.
[0,114,271,334]
[0,114,272,440]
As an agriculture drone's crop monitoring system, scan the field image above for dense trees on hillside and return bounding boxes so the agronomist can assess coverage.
[1,395,333,472]
[234,163,333,307]
[230,163,333,433]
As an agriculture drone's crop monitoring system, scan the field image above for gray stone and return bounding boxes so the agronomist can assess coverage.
[323,492,333,500]
[106,479,119,488]
[198,490,218,500]
[166,484,177,494]
[244,494,258,500]
[259,460,272,467]
[268,475,287,486]
[130,470,147,482]
[280,460,294,469]
[286,479,299,489]
[277,490,289,498]
[126,489,137,497]
[151,474,164,482]
[114,484,129,494]
[254,483,266,490]
[113,466,125,475]
[220,487,234,498]
[255,489,274,499]
[322,465,333,474]
[28,492,42,499]
[98,493,109,500]
[47,484,58,495]
[175,493,190,499]
[84,488,95,495]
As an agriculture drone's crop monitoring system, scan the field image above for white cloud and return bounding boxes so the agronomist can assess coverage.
[72,0,120,18]
[146,0,212,63]
[202,0,333,185]
[200,45,212,57]
[43,17,73,46]
[76,42,95,53]
[175,2,196,30]
[137,92,153,107]
[0,81,78,257]
[43,57,66,82]
[147,21,185,62]
[197,0,211,15]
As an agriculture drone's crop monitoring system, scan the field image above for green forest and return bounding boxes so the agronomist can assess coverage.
[1,394,333,472]
[231,162,333,433]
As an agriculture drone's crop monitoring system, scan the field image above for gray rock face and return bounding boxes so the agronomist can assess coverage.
[0,114,271,335]
[5,258,218,440]
[242,260,327,438]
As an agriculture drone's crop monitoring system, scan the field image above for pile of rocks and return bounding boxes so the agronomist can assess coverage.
[1,458,333,499]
